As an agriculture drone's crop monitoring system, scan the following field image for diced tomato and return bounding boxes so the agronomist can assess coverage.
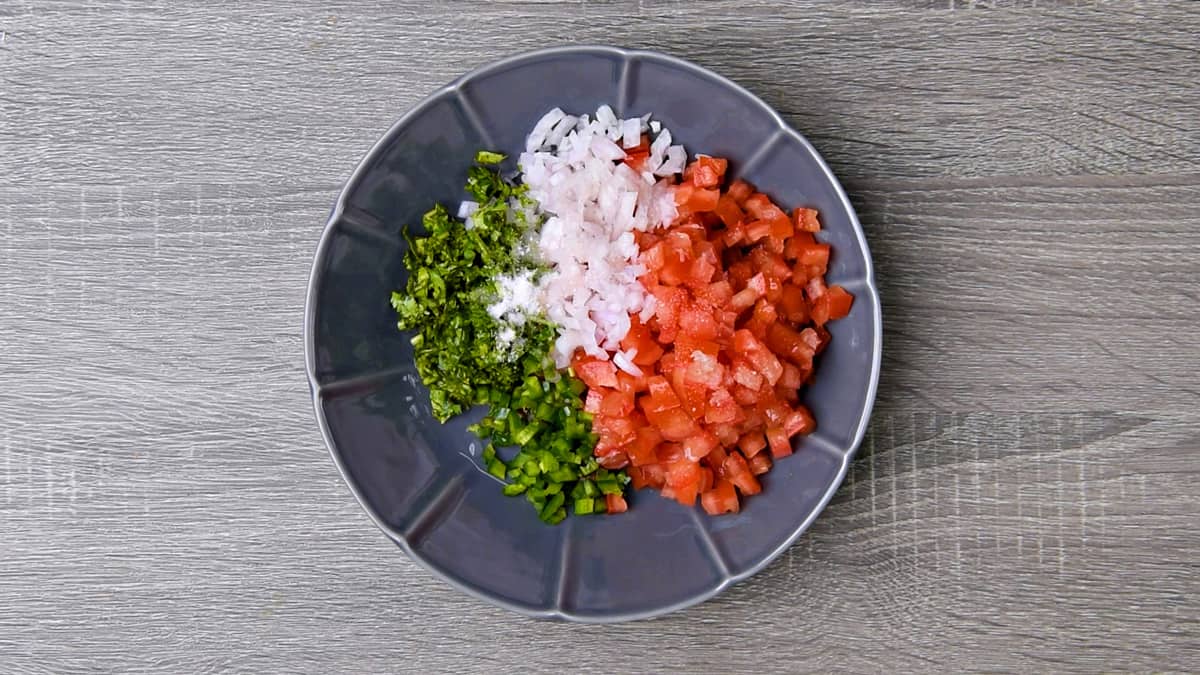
[706,445,728,470]
[733,384,760,406]
[727,260,753,290]
[597,452,630,469]
[721,452,762,495]
[584,389,603,414]
[779,363,803,391]
[676,184,720,212]
[713,195,744,228]
[605,493,629,514]
[742,193,774,219]
[693,280,734,308]
[758,397,790,426]
[575,358,618,389]
[779,283,809,323]
[730,359,762,390]
[745,299,778,340]
[825,285,854,320]
[666,460,702,506]
[792,243,830,280]
[765,323,816,367]
[666,458,701,487]
[726,179,755,205]
[581,160,854,517]
[805,276,827,302]
[704,387,739,424]
[673,480,699,507]
[791,207,820,232]
[622,318,665,366]
[628,426,662,466]
[630,463,666,489]
[689,156,728,189]
[673,334,721,360]
[710,422,741,446]
[647,406,700,441]
[783,406,816,437]
[595,414,637,447]
[683,429,720,461]
[641,378,681,414]
[683,351,725,389]
[783,231,816,261]
[766,425,793,458]
[733,329,783,385]
[701,479,740,515]
[600,390,635,418]
[656,442,685,464]
[749,246,792,281]
[767,212,793,240]
[737,431,768,458]
[678,303,720,341]
[748,452,772,476]
[745,220,772,244]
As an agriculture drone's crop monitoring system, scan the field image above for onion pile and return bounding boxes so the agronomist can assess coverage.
[515,106,685,368]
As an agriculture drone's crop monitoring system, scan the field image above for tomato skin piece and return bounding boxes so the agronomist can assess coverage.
[606,493,629,514]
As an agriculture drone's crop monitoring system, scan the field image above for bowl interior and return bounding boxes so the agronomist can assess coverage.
[307,47,880,621]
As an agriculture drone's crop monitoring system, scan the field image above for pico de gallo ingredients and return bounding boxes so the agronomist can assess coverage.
[391,105,854,524]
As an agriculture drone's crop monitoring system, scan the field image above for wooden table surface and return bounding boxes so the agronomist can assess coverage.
[2,1,1198,672]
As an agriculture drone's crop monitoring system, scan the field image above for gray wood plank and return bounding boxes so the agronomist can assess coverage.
[1,1,1197,673]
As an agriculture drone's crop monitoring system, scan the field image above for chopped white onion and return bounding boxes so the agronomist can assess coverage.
[514,105,686,367]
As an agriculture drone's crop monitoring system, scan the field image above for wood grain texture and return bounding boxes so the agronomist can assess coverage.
[1,1,1198,672]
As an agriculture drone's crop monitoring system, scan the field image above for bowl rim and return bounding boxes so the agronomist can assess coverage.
[303,45,883,623]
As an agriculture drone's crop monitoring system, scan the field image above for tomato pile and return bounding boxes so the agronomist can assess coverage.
[573,155,854,515]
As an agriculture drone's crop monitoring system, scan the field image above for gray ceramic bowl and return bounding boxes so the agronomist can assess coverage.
[304,46,881,622]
